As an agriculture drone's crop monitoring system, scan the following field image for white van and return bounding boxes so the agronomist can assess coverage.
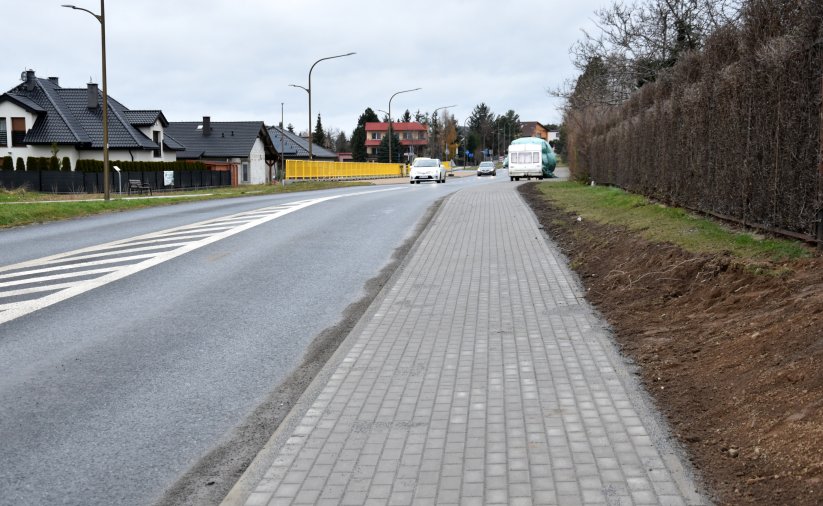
[507,143,544,181]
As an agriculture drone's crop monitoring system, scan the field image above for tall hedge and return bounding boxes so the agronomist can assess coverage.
[2,156,12,171]
[15,157,24,171]
[26,157,41,171]
[74,159,207,172]
[565,0,823,236]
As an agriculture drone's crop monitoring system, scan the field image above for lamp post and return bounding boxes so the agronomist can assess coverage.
[289,52,355,160]
[63,0,110,201]
[462,117,470,168]
[388,88,421,164]
[430,105,456,159]
[280,102,285,184]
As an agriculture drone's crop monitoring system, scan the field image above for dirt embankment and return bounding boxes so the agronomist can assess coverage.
[519,183,823,505]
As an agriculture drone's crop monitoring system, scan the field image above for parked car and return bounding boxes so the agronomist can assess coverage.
[477,161,496,176]
[409,157,446,184]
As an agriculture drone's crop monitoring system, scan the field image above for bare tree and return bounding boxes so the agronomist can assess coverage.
[565,0,743,106]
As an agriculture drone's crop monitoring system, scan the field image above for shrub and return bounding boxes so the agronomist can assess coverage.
[16,157,24,171]
[49,156,59,171]
[26,157,39,171]
[2,156,12,171]
[75,159,103,172]
[62,157,71,171]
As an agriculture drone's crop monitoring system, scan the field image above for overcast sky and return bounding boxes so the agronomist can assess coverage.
[5,0,609,135]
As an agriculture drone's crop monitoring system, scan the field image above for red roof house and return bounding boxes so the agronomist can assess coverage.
[364,122,428,159]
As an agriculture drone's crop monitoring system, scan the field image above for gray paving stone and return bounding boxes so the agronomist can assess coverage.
[236,183,707,506]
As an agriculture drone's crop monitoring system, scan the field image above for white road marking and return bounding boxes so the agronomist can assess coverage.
[0,188,403,325]
[0,267,123,290]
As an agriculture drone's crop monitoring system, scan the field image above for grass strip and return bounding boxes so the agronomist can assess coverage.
[535,181,811,261]
[0,181,371,228]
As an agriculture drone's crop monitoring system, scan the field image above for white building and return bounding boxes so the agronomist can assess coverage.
[0,70,181,169]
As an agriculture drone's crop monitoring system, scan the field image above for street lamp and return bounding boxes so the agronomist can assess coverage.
[63,0,110,201]
[289,52,355,160]
[280,102,285,184]
[388,88,421,164]
[430,104,456,158]
[461,117,471,168]
[112,165,121,194]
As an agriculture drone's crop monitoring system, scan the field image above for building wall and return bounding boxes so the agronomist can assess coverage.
[136,120,176,162]
[0,101,39,163]
[229,138,267,185]
[247,138,267,184]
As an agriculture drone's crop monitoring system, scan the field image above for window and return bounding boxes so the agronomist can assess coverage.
[11,117,25,147]
[152,131,161,158]
[513,151,540,164]
[0,118,6,147]
[402,132,411,140]
[371,132,382,140]
[242,162,249,182]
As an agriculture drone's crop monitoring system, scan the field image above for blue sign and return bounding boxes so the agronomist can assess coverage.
[467,152,473,158]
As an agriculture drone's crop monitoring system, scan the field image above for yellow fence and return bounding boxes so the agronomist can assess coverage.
[285,160,405,180]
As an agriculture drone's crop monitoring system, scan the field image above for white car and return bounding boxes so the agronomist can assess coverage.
[409,157,446,184]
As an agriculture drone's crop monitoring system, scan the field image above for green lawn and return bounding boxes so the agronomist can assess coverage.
[535,181,811,261]
[0,181,372,228]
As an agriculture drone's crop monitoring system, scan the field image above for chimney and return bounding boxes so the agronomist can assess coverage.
[48,76,59,86]
[87,83,99,109]
[25,70,36,91]
[203,116,211,136]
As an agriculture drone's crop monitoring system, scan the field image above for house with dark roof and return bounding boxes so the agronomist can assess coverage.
[364,122,427,161]
[267,126,338,162]
[0,70,180,168]
[166,117,277,185]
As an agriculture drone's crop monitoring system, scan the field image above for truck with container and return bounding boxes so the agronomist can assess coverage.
[506,137,556,181]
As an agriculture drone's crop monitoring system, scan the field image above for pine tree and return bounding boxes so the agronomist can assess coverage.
[312,114,326,147]
[351,107,380,162]
[376,132,402,163]
[335,132,349,152]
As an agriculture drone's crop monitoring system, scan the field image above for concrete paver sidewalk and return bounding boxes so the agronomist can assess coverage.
[227,182,706,505]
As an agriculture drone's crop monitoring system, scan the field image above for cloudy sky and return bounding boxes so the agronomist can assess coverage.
[5,0,609,135]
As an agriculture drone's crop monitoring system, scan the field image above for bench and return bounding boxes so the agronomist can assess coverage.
[127,179,152,196]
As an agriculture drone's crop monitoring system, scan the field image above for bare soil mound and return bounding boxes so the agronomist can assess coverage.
[519,183,823,505]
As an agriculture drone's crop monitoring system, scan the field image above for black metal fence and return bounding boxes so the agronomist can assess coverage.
[0,170,231,193]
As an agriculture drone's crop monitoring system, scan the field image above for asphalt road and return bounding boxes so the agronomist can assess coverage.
[0,173,506,506]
